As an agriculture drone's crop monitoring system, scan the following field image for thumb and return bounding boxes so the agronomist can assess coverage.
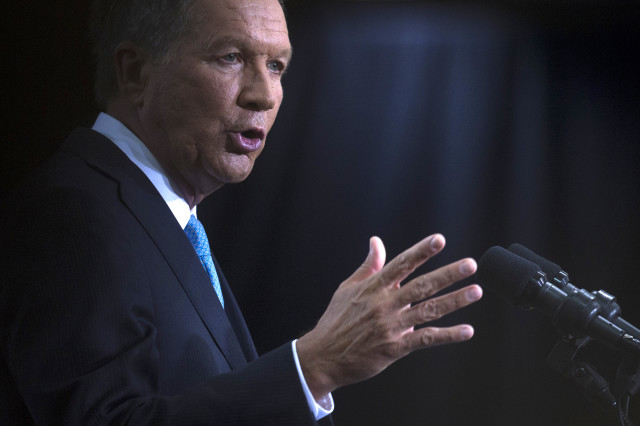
[346,236,386,284]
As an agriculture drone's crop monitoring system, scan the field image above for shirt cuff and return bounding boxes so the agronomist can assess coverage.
[291,339,334,420]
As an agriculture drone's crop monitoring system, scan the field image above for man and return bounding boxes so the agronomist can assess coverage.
[1,0,483,424]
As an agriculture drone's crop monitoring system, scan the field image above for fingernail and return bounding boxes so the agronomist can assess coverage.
[430,234,444,250]
[466,286,482,301]
[460,326,474,340]
[459,259,475,275]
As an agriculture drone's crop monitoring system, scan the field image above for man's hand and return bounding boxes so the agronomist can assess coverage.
[296,234,482,400]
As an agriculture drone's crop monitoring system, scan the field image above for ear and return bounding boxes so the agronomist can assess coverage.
[113,41,152,107]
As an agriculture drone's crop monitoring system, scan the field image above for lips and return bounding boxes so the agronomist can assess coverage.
[230,127,265,153]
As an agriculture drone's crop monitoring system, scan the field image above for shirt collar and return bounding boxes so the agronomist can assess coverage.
[91,112,195,229]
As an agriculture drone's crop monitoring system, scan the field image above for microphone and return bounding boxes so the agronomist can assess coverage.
[477,246,640,358]
[508,243,640,341]
[507,243,575,292]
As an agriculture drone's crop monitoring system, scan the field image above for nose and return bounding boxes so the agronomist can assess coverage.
[237,65,279,112]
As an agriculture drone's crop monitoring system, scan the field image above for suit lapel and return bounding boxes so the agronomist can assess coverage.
[62,128,251,370]
[212,256,259,362]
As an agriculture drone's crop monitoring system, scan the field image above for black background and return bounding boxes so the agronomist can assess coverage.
[4,1,640,425]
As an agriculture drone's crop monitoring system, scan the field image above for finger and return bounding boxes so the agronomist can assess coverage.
[399,284,483,329]
[378,234,445,289]
[345,236,386,284]
[403,325,475,353]
[394,258,477,308]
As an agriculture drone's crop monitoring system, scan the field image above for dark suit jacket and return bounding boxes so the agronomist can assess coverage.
[1,128,331,425]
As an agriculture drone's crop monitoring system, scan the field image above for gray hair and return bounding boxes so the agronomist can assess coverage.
[90,0,285,109]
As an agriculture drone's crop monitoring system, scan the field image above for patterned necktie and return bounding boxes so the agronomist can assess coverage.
[184,215,224,308]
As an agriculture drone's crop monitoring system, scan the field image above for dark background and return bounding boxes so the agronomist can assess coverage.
[4,1,640,425]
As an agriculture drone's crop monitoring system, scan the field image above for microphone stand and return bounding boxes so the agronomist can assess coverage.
[615,355,640,426]
[545,287,640,426]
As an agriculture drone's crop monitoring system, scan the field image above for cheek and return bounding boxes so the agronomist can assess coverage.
[165,69,235,120]
[266,91,284,131]
[203,73,240,109]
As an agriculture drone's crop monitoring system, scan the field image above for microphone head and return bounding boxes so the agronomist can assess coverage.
[508,243,564,279]
[477,246,544,308]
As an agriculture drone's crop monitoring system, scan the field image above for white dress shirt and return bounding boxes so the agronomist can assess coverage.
[92,112,333,420]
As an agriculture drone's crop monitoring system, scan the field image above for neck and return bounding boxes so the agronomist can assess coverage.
[105,100,218,210]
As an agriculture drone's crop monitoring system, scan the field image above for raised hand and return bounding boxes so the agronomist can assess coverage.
[296,234,482,400]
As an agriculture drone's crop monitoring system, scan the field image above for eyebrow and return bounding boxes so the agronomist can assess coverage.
[285,45,294,63]
[200,34,293,62]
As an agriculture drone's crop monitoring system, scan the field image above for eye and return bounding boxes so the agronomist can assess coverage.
[267,60,287,75]
[221,53,239,63]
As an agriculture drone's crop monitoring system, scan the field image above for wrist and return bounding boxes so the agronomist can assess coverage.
[296,333,335,400]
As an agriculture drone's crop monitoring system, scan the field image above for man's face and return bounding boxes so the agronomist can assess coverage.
[139,0,291,204]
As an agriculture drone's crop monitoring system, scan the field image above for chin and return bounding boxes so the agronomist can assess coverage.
[227,170,253,184]
[210,166,254,186]
[200,152,257,186]
[224,158,257,182]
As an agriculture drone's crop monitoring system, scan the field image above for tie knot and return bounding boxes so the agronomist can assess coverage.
[184,215,211,258]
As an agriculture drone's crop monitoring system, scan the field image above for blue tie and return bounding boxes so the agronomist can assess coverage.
[184,215,224,308]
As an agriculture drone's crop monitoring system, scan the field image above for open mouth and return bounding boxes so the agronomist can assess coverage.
[241,129,265,141]
[231,128,265,152]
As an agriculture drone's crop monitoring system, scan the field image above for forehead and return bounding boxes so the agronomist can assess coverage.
[191,0,291,54]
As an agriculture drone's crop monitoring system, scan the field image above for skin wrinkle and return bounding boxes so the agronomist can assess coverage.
[110,0,291,209]
[223,3,289,49]
[296,230,482,400]
[421,299,442,321]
